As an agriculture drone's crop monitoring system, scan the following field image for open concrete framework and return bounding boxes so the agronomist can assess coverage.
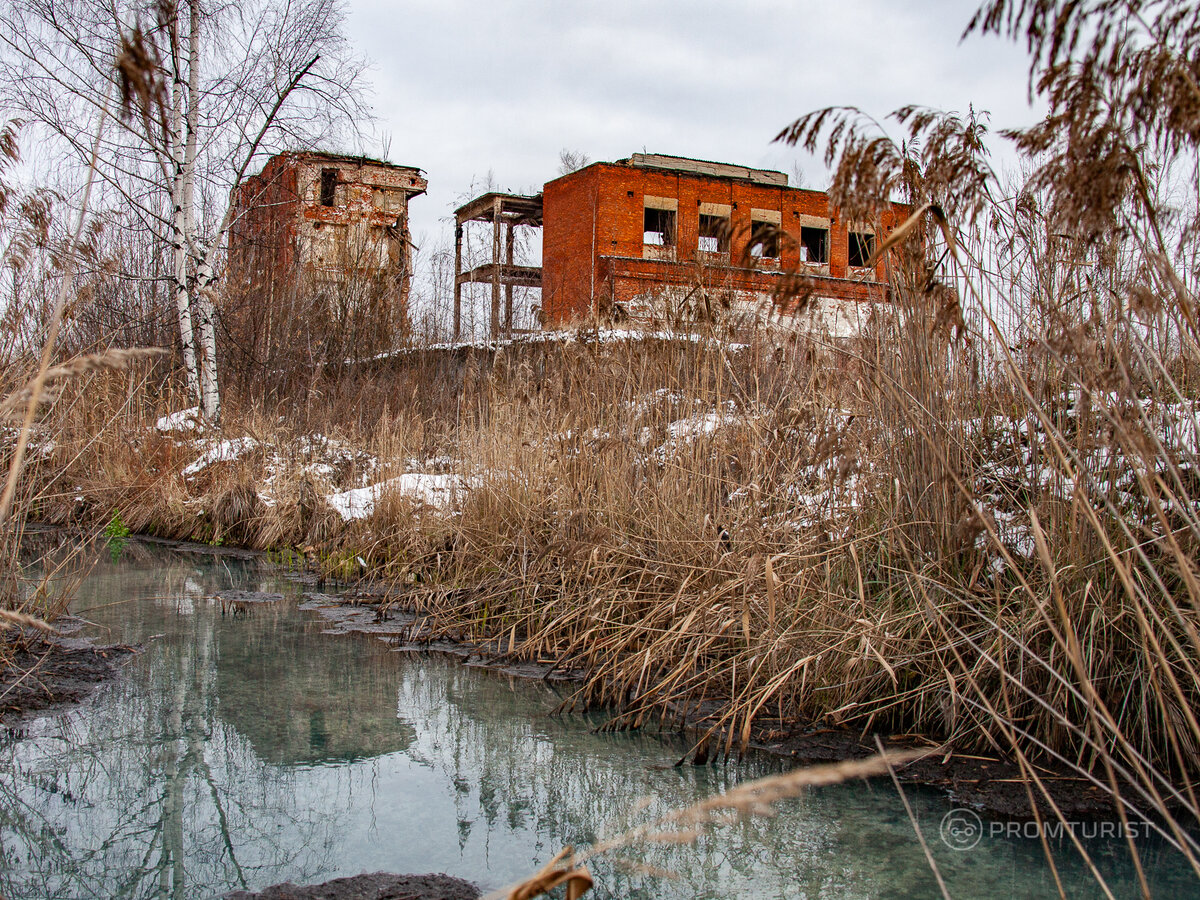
[453,192,544,340]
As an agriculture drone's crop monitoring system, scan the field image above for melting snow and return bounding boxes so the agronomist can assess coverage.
[157,407,203,433]
[182,437,259,477]
[327,473,467,521]
[665,411,740,440]
[343,329,749,364]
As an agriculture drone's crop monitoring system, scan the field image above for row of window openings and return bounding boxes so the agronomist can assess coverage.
[643,209,876,267]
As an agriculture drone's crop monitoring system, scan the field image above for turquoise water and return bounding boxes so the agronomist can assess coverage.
[0,541,1194,899]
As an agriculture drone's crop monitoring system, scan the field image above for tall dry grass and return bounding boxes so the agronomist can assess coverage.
[37,312,1193,789]
[10,1,1200,894]
[45,10,1200,894]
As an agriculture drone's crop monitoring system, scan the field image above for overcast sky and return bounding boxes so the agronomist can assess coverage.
[342,0,1044,250]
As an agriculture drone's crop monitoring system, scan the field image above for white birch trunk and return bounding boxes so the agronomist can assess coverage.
[184,0,221,423]
[169,11,201,406]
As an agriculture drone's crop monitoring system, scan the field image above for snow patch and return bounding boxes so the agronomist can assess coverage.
[182,437,259,477]
[157,407,203,433]
[327,473,467,521]
[665,411,740,440]
[343,329,750,364]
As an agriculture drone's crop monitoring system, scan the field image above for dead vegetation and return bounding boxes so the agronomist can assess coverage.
[28,308,1200,835]
[3,0,1200,895]
[28,6,1200,894]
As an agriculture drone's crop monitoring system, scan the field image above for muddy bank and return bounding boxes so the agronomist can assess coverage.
[15,530,1125,824]
[303,599,587,681]
[748,726,1115,820]
[306,596,1120,820]
[223,872,478,900]
[0,633,133,722]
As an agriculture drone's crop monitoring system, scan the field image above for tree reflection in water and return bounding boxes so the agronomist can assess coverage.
[0,545,396,899]
[0,543,1188,900]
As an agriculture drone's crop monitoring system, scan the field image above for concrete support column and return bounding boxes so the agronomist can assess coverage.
[504,222,514,337]
[453,222,463,342]
[490,196,502,338]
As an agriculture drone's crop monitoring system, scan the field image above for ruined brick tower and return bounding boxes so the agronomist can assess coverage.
[228,152,427,320]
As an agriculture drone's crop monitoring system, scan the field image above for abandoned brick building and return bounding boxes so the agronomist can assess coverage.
[228,151,427,313]
[454,153,907,339]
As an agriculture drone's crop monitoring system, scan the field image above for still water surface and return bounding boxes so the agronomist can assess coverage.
[0,542,1193,898]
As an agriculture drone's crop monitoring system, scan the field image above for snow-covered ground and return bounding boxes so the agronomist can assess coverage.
[158,411,468,521]
[343,328,750,365]
[156,407,203,433]
[181,437,259,477]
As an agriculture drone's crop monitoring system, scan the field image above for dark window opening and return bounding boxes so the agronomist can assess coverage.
[319,168,338,207]
[644,207,676,246]
[698,214,730,253]
[849,232,875,267]
[750,220,780,259]
[799,226,828,264]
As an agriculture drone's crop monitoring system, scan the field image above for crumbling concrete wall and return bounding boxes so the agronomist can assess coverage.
[229,152,427,319]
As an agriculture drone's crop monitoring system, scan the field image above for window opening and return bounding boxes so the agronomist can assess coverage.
[750,219,780,259]
[799,226,828,264]
[698,213,730,253]
[319,168,337,207]
[644,207,676,246]
[849,232,875,267]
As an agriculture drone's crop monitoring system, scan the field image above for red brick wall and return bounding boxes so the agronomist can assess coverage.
[542,166,600,323]
[228,154,302,303]
[541,162,907,328]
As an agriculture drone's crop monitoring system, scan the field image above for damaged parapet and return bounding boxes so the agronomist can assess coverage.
[453,192,544,340]
[228,151,428,316]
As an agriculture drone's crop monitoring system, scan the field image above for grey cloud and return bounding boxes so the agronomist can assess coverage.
[344,0,1042,257]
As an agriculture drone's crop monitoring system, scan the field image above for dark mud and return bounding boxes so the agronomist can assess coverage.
[217,590,287,610]
[301,598,586,681]
[223,872,479,900]
[751,725,1115,820]
[0,632,133,722]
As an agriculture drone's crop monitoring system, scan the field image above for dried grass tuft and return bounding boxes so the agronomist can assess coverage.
[0,608,57,633]
[0,348,167,422]
[488,749,922,900]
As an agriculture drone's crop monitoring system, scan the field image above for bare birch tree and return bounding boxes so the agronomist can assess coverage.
[0,0,367,422]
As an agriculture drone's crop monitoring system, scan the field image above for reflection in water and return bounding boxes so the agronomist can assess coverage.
[215,604,415,767]
[0,543,1194,899]
[0,547,343,899]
